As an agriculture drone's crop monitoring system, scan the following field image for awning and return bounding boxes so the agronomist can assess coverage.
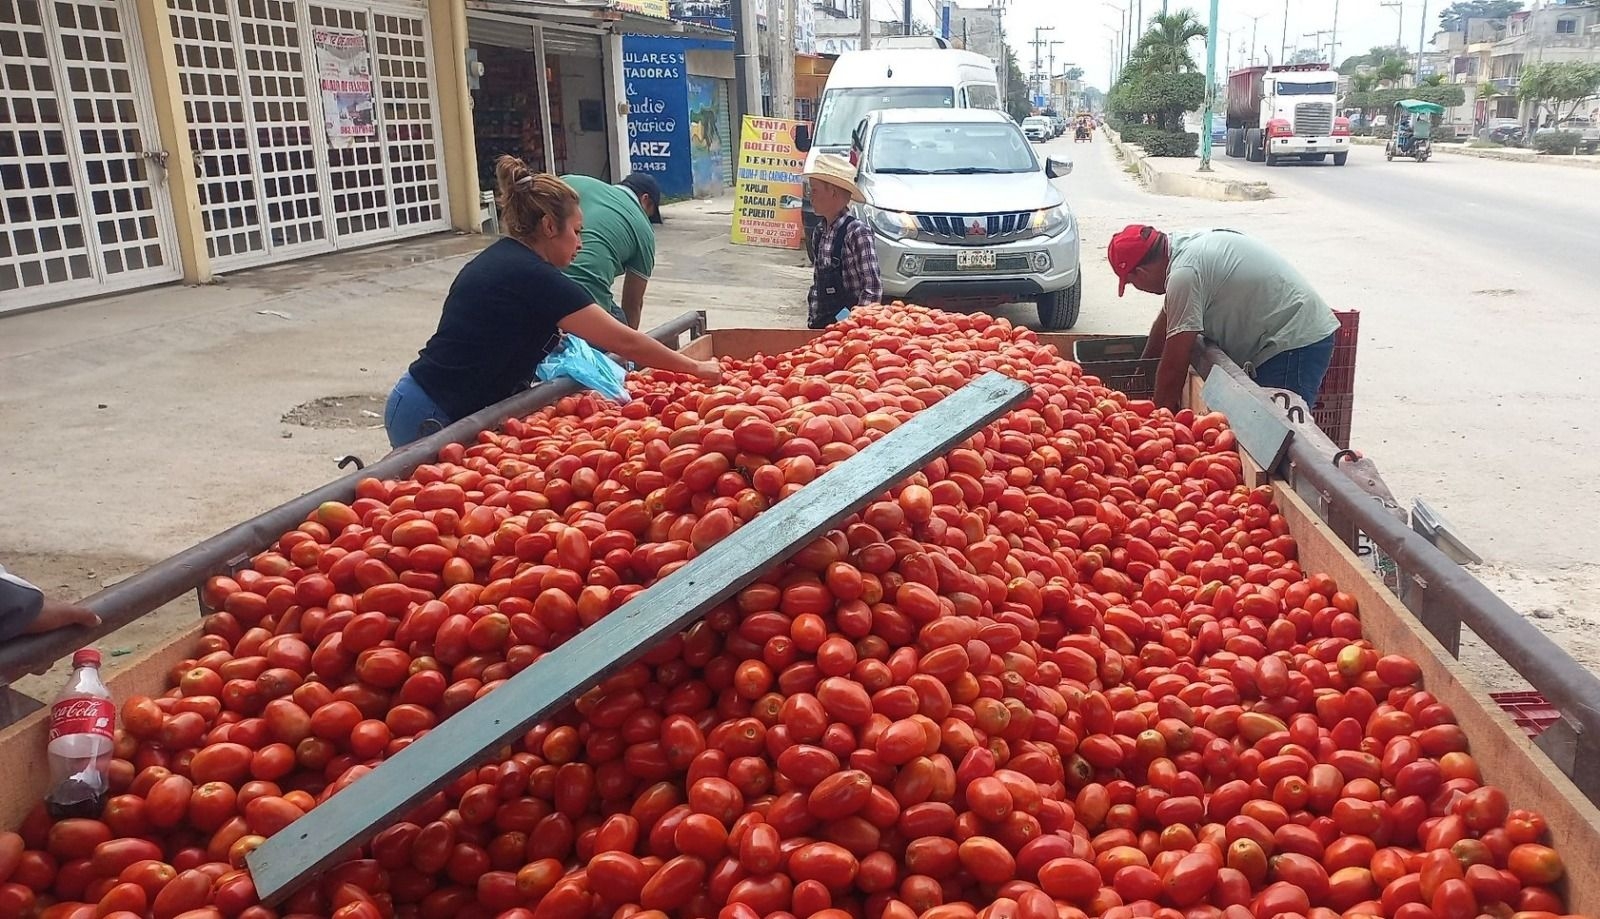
[465,0,732,39]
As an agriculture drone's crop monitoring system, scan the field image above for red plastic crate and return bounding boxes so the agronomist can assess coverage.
[1490,691,1562,738]
[1311,310,1359,449]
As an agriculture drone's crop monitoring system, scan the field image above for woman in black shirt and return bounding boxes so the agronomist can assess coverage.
[385,156,721,447]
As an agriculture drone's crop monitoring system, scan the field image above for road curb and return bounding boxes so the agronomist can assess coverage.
[1105,127,1273,202]
[1352,135,1600,170]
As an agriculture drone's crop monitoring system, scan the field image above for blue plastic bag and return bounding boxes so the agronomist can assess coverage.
[535,334,632,403]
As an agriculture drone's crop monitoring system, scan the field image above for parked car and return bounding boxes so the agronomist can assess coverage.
[1484,118,1525,146]
[853,108,1082,329]
[1022,116,1053,143]
[1536,118,1600,153]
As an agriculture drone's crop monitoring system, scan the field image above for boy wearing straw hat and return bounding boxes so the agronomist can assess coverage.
[804,154,881,329]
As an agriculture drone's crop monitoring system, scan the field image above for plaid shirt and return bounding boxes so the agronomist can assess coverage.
[809,213,882,314]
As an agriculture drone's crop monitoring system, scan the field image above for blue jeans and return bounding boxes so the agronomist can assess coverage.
[1252,333,1336,407]
[384,372,452,448]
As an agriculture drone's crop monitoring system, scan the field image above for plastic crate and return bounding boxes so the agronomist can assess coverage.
[1073,336,1160,400]
[1311,311,1359,449]
[1490,691,1562,738]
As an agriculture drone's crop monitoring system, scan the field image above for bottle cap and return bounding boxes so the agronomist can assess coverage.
[71,649,101,668]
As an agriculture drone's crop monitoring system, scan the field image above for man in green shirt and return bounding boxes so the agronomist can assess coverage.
[1108,225,1339,412]
[561,173,662,328]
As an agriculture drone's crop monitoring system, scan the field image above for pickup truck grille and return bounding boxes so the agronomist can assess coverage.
[914,211,1035,243]
[921,253,1034,274]
[1294,102,1334,137]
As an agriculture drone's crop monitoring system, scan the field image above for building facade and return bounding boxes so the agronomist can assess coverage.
[0,0,720,313]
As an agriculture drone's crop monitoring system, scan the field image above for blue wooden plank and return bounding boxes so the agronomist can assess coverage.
[248,370,1031,903]
[1201,365,1294,473]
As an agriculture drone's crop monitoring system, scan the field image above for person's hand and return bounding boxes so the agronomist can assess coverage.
[26,599,101,635]
[691,360,724,383]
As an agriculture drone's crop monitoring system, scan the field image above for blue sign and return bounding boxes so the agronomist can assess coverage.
[622,43,692,199]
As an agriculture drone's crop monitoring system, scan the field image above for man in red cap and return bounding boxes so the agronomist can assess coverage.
[1107,225,1338,411]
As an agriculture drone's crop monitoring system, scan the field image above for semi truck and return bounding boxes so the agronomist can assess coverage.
[1225,63,1350,166]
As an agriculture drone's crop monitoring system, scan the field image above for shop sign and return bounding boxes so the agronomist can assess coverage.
[313,27,376,148]
[623,47,693,199]
[614,0,671,17]
[731,116,805,250]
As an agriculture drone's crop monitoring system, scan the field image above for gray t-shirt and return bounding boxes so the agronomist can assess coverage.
[1163,229,1339,371]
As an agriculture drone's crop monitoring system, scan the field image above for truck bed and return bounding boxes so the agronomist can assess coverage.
[2,321,1595,909]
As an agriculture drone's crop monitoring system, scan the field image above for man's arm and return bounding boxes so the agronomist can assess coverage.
[1140,310,1169,359]
[620,273,648,330]
[844,222,883,306]
[1153,330,1199,413]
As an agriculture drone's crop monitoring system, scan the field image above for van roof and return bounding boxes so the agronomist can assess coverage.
[825,48,998,87]
[869,107,1014,126]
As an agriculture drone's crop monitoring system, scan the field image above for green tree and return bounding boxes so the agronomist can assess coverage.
[1518,61,1600,123]
[1423,73,1447,87]
[1065,66,1085,82]
[1349,73,1378,94]
[1340,45,1406,75]
[1438,0,1522,31]
[1130,9,1208,75]
[1376,57,1413,87]
[1003,46,1031,123]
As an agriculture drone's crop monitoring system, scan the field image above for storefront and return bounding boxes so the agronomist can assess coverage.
[1,0,722,313]
[622,34,735,200]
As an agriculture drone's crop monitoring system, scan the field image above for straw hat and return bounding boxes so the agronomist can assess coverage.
[804,154,864,203]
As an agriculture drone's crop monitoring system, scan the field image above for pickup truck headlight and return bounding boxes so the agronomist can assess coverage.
[866,206,919,241]
[1029,204,1072,238]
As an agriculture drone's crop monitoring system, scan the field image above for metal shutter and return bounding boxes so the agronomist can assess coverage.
[716,78,733,187]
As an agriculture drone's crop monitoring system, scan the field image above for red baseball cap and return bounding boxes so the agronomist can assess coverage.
[1107,224,1162,296]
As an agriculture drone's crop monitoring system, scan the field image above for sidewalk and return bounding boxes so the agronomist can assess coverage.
[0,194,807,685]
[1106,127,1273,201]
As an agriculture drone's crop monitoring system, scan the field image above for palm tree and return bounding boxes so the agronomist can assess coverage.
[1133,9,1208,75]
[1376,57,1413,87]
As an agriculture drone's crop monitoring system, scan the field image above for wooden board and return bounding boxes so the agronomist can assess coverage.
[0,622,203,830]
[246,371,1032,904]
[1274,483,1600,914]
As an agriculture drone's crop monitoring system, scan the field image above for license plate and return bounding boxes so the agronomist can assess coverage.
[957,250,996,270]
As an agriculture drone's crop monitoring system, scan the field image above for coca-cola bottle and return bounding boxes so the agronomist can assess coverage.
[45,649,115,819]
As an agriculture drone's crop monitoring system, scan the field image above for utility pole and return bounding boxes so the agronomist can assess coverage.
[1416,0,1429,84]
[1330,0,1341,69]
[1048,39,1064,107]
[1280,0,1290,66]
[1199,0,1219,171]
[859,0,871,50]
[1302,30,1332,62]
[1381,1,1403,51]
[732,0,761,126]
[776,0,796,118]
[1030,26,1054,109]
[1246,13,1265,66]
[903,0,912,36]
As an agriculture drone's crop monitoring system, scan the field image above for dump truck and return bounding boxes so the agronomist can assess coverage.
[1225,63,1351,166]
[1,312,1597,915]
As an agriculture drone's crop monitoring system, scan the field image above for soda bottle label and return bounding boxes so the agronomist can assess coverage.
[49,697,115,743]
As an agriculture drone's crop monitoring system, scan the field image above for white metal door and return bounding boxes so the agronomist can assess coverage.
[167,0,446,272]
[0,0,180,312]
[168,0,331,269]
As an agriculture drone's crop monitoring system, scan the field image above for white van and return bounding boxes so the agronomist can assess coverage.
[799,49,1000,250]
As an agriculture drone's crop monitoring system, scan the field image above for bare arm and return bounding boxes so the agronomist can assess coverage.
[1153,330,1199,413]
[1140,309,1169,359]
[559,305,721,381]
[620,273,648,330]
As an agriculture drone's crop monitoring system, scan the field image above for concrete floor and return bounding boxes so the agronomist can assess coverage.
[3,138,1596,694]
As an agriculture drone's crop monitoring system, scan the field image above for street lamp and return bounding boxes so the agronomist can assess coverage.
[1103,1,1130,70]
[1198,0,1220,172]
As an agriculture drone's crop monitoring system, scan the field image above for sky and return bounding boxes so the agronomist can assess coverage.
[959,0,1450,90]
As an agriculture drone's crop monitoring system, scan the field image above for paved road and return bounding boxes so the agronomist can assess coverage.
[1233,147,1600,282]
[1041,132,1600,681]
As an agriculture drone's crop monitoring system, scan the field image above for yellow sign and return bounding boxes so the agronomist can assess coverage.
[731,116,806,250]
[612,0,669,17]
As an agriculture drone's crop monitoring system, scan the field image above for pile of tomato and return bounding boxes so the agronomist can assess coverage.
[0,306,1576,919]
